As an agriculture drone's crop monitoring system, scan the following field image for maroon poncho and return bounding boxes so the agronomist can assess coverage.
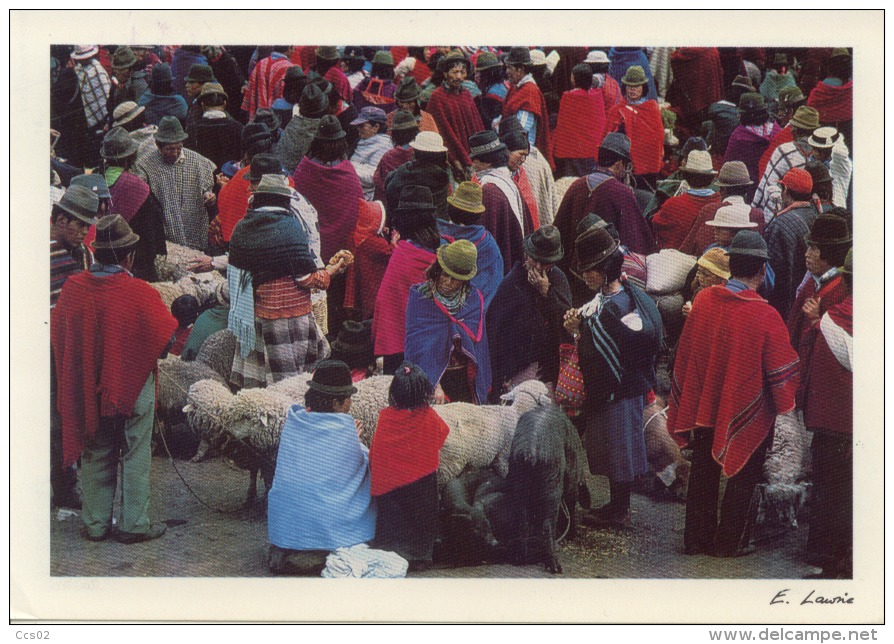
[723,123,781,184]
[503,80,555,169]
[292,157,363,261]
[652,191,721,251]
[373,146,414,203]
[803,295,852,435]
[552,88,606,160]
[479,181,525,275]
[669,285,800,476]
[807,81,853,124]
[668,47,724,118]
[52,271,177,467]
[108,171,150,222]
[424,86,484,167]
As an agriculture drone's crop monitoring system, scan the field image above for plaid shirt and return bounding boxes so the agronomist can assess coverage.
[134,148,215,250]
[751,139,811,223]
[74,59,111,129]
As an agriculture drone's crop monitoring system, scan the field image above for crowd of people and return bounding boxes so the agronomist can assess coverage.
[50,44,853,578]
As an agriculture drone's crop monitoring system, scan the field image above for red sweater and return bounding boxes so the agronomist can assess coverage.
[52,271,177,467]
[370,406,449,496]
[669,285,800,476]
[652,191,720,251]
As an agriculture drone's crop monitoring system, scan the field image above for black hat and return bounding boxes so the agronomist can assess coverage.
[437,52,471,74]
[315,114,345,141]
[246,153,286,182]
[504,47,532,67]
[738,92,766,113]
[468,130,506,159]
[392,185,437,233]
[728,230,769,259]
[299,83,330,119]
[498,114,524,137]
[395,185,436,212]
[150,62,173,90]
[184,63,215,84]
[330,320,374,361]
[805,214,852,247]
[599,132,631,161]
[523,225,564,264]
[56,184,100,225]
[253,108,281,133]
[241,122,273,155]
[308,360,358,396]
[154,116,188,144]
[501,130,530,152]
[575,226,620,272]
[394,76,422,103]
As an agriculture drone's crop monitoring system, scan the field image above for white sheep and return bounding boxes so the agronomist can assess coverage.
[764,410,811,485]
[150,272,226,309]
[184,379,232,442]
[194,329,237,382]
[353,375,394,446]
[154,241,208,282]
[156,356,228,458]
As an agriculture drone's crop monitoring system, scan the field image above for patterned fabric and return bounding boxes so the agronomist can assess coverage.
[751,140,811,222]
[134,148,215,250]
[230,313,330,389]
[242,53,293,119]
[75,59,111,128]
[50,240,91,308]
[254,271,329,319]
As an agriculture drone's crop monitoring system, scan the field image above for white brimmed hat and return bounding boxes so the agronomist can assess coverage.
[682,149,718,175]
[807,126,840,149]
[410,131,448,153]
[71,45,99,61]
[705,203,758,229]
[584,50,610,64]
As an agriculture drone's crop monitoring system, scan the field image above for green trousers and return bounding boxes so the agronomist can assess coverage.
[81,373,155,537]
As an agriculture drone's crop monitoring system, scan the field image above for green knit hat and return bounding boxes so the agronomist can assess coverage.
[621,65,647,86]
[437,239,478,281]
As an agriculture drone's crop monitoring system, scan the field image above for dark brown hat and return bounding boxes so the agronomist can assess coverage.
[575,226,619,272]
[308,360,358,396]
[523,225,564,264]
[394,76,422,103]
[805,214,852,247]
[184,63,215,84]
[315,114,345,141]
[504,47,532,67]
[92,214,140,250]
[299,83,330,119]
[330,320,374,360]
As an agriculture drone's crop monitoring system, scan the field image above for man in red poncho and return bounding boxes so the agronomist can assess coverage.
[52,215,177,544]
[242,46,294,120]
[651,149,721,251]
[314,46,352,109]
[807,48,853,145]
[502,47,554,170]
[669,231,799,558]
[667,47,724,136]
[425,53,484,178]
[604,65,664,190]
[552,63,606,178]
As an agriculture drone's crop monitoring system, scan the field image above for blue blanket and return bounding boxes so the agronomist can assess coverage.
[268,405,376,551]
[437,220,504,310]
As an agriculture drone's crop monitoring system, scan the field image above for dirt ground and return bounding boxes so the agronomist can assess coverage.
[50,454,816,580]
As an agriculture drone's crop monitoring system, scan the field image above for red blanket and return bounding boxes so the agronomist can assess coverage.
[807,81,853,124]
[371,240,436,355]
[512,167,540,231]
[345,198,386,310]
[218,165,296,243]
[604,98,665,174]
[426,86,484,167]
[652,191,720,251]
[370,406,449,496]
[292,157,363,261]
[552,88,606,159]
[52,271,177,467]
[504,80,555,168]
[669,47,724,117]
[669,285,800,476]
[803,295,852,434]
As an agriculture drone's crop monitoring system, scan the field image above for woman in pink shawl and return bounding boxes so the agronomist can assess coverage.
[292,115,364,334]
[723,92,780,190]
[371,185,441,374]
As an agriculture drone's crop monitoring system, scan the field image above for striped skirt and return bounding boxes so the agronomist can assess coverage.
[231,312,331,389]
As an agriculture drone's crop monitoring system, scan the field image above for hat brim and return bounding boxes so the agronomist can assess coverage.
[446,195,485,214]
[705,220,758,228]
[93,230,140,250]
[436,245,478,281]
[112,105,146,127]
[696,257,731,280]
[307,380,358,396]
[804,235,852,246]
[728,247,769,259]
[57,203,98,226]
[682,166,719,176]
[101,142,139,160]
[410,142,447,153]
[576,238,620,272]
[714,178,753,187]
[330,341,374,357]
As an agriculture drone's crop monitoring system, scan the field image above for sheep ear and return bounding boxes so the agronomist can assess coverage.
[183,404,193,413]
[500,390,515,403]
[538,393,551,406]
[260,414,268,428]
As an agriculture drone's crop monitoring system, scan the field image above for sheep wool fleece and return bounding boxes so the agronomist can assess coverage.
[267,405,376,551]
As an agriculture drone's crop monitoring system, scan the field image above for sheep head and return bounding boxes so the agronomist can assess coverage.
[221,388,293,450]
[500,380,552,416]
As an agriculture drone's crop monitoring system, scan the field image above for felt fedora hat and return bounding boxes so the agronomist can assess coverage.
[184,63,215,84]
[390,110,419,131]
[621,65,648,86]
[731,75,755,92]
[475,51,501,71]
[447,181,485,214]
[372,50,394,66]
[737,92,765,113]
[715,161,753,187]
[394,76,422,102]
[241,123,274,155]
[298,83,329,119]
[437,239,478,281]
[101,126,139,160]
[584,50,610,64]
[70,173,111,199]
[253,174,292,198]
[504,47,532,67]
[112,100,145,127]
[789,106,820,131]
[523,225,564,264]
[575,226,619,272]
[410,131,448,153]
[728,230,769,259]
[308,360,358,396]
[468,130,506,159]
[600,132,632,161]
[246,152,286,182]
[777,86,806,109]
[254,108,281,133]
[315,114,346,141]
[682,149,718,175]
[198,82,228,101]
[805,214,852,246]
[111,45,138,69]
[808,126,840,149]
[697,247,731,280]
[330,320,374,358]
[56,185,100,225]
[92,213,140,250]
[315,45,341,60]
[154,116,188,143]
[70,45,99,61]
[705,203,757,229]
[395,185,436,212]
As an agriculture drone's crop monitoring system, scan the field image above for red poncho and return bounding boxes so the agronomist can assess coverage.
[604,98,665,174]
[669,285,800,477]
[807,81,853,124]
[52,271,177,467]
[668,47,724,117]
[344,198,386,311]
[512,166,541,231]
[651,191,720,251]
[292,157,363,261]
[552,88,606,160]
[426,86,484,167]
[369,406,449,496]
[324,66,353,106]
[503,80,555,169]
[371,240,436,355]
[242,54,292,119]
[678,198,765,257]
[803,296,852,435]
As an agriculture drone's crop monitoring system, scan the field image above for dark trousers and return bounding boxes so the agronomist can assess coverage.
[684,427,770,554]
[805,430,852,575]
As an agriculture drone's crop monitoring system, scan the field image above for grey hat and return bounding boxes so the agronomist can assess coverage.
[728,230,769,259]
[111,45,138,70]
[715,161,753,187]
[246,153,286,182]
[600,132,631,161]
[468,130,506,159]
[56,184,100,225]
[184,63,215,84]
[299,83,329,119]
[93,213,140,250]
[390,110,418,131]
[241,122,273,155]
[575,226,620,272]
[253,174,292,198]
[315,114,346,141]
[504,47,532,67]
[111,100,145,127]
[101,127,139,160]
[253,108,281,133]
[315,45,341,61]
[523,225,564,264]
[394,76,422,103]
[70,173,111,199]
[155,116,188,144]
